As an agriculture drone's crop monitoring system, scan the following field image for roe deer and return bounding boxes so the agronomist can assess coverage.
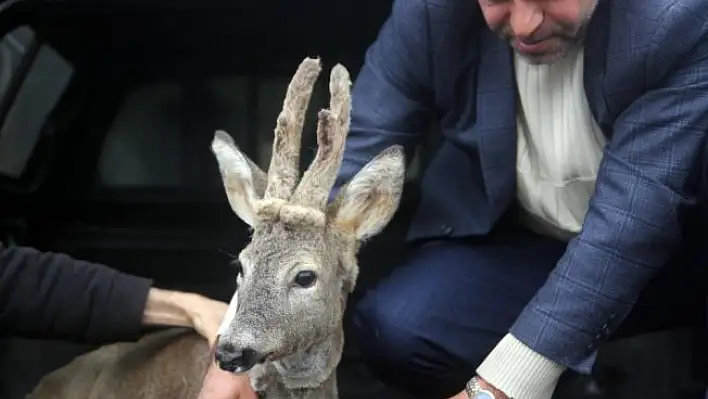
[26,57,405,399]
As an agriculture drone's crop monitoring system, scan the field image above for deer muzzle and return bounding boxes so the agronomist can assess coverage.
[215,342,267,373]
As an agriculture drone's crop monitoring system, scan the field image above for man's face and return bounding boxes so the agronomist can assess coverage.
[479,0,598,64]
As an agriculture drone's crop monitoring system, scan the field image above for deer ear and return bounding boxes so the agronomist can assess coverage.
[330,145,405,240]
[211,130,267,227]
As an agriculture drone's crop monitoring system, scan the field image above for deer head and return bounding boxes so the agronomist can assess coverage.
[210,58,405,388]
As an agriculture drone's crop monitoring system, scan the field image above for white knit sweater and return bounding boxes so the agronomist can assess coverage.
[477,46,606,399]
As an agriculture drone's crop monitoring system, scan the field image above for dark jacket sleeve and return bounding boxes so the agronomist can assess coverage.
[510,8,708,373]
[0,243,153,344]
[331,0,434,199]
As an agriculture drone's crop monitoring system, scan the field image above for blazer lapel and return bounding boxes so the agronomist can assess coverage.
[583,0,610,131]
[473,4,611,213]
[476,28,517,213]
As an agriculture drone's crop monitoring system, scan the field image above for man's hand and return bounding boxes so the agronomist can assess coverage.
[141,288,228,347]
[184,295,229,347]
[448,376,509,399]
[198,362,258,399]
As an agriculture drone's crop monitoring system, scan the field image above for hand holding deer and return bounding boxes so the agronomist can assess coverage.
[198,359,257,399]
[142,288,228,348]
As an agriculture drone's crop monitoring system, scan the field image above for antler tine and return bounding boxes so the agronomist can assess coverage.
[291,63,351,209]
[264,57,322,200]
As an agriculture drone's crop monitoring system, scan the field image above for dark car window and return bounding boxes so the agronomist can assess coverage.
[0,26,73,179]
[95,74,421,190]
[0,26,33,98]
[97,77,308,189]
[97,80,204,188]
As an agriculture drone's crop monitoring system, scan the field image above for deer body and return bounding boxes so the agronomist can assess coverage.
[27,329,211,399]
[26,329,340,399]
[27,58,405,399]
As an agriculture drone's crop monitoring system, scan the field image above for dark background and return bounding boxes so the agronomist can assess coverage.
[0,1,704,398]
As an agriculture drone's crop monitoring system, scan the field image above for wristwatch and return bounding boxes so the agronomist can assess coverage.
[465,376,497,399]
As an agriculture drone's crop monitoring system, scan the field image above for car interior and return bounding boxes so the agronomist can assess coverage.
[0,1,705,398]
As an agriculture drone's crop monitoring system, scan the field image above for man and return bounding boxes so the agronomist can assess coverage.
[199,0,708,398]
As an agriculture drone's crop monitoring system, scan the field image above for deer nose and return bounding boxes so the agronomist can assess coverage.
[214,343,263,373]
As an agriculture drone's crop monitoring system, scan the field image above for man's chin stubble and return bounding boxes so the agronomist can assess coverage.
[512,39,581,65]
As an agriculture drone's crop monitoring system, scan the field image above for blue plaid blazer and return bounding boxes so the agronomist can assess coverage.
[334,0,708,372]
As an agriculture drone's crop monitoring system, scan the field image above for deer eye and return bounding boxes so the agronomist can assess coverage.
[293,270,317,288]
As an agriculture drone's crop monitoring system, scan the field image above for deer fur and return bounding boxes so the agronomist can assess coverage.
[26,57,405,399]
[27,329,211,399]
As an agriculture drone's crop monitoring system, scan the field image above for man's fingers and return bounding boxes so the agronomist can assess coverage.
[198,362,256,399]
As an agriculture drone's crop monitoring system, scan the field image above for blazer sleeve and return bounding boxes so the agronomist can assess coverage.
[332,0,434,194]
[0,244,153,344]
[509,12,708,371]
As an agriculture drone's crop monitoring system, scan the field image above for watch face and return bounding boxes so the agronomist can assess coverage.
[473,390,496,399]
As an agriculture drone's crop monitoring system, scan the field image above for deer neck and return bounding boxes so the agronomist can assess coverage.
[252,290,350,398]
[252,328,342,398]
[254,292,349,398]
[277,326,343,389]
